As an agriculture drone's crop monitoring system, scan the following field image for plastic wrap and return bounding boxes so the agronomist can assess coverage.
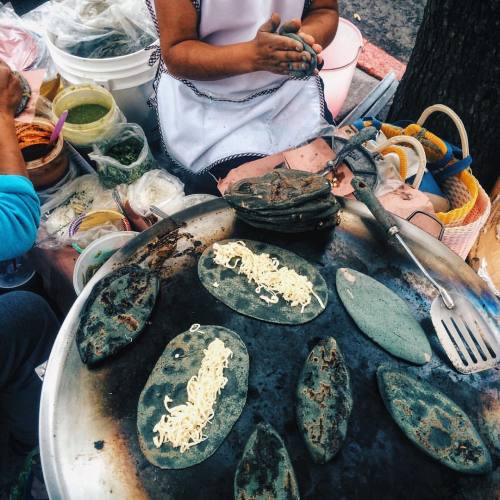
[70,221,127,251]
[372,154,406,197]
[37,161,79,205]
[37,174,120,248]
[361,134,406,198]
[127,169,185,217]
[89,123,156,188]
[45,0,156,59]
[0,3,55,78]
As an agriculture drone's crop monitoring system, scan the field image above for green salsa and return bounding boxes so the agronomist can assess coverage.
[66,104,110,125]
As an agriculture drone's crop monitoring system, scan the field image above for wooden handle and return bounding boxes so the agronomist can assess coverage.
[417,104,469,158]
[374,135,427,190]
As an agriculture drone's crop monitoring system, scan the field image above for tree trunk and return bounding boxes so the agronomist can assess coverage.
[388,0,499,191]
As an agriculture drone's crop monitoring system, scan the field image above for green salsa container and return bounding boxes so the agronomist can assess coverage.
[52,83,124,148]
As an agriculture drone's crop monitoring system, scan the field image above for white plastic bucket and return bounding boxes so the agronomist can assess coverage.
[73,231,139,295]
[45,32,158,133]
[320,18,363,118]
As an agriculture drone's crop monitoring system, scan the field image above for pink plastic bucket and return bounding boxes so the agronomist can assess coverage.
[320,18,363,118]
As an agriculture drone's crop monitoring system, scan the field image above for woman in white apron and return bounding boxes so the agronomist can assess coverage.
[150,0,339,194]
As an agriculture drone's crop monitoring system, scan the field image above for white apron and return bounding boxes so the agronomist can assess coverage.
[155,0,329,174]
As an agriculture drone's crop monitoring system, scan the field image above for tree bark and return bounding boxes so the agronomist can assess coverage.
[388,0,499,191]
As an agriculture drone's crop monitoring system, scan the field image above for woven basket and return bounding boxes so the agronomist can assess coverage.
[375,135,427,189]
[416,104,479,225]
[441,183,491,258]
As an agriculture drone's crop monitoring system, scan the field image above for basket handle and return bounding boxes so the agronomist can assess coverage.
[417,104,469,158]
[374,135,427,190]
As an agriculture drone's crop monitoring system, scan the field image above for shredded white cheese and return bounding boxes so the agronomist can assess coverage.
[212,241,324,313]
[152,325,233,452]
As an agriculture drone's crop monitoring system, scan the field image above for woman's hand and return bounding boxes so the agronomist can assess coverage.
[250,13,316,75]
[0,60,21,118]
[280,18,324,72]
[0,60,27,176]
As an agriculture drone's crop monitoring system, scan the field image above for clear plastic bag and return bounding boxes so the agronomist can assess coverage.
[37,174,120,248]
[0,3,56,79]
[90,123,157,188]
[45,0,156,59]
[70,221,126,251]
[127,169,185,217]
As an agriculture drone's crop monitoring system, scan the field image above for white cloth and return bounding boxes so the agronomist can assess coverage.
[156,0,328,173]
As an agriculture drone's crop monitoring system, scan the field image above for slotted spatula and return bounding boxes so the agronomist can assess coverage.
[351,178,499,374]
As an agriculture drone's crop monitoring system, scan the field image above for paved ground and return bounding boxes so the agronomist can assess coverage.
[340,0,426,62]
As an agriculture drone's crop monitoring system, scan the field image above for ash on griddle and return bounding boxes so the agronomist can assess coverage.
[126,228,198,271]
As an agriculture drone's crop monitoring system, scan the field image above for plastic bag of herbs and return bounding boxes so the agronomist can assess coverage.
[90,123,156,188]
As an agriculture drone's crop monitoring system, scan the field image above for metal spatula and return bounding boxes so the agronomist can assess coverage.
[352,178,499,374]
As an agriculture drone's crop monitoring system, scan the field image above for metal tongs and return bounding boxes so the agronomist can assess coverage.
[321,126,378,178]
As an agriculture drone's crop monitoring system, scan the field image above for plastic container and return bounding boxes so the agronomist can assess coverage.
[40,74,61,101]
[45,32,158,133]
[52,83,124,148]
[15,118,69,189]
[320,18,363,118]
[0,254,35,289]
[69,209,132,252]
[73,231,138,294]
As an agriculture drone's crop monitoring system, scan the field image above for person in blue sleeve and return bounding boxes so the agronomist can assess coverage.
[0,60,59,495]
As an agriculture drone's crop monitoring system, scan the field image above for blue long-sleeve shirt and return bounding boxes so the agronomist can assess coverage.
[0,175,40,261]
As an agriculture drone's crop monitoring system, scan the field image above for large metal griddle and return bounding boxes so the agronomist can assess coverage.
[40,198,499,500]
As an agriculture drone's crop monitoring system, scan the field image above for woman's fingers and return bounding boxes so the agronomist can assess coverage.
[279,61,311,72]
[297,31,315,46]
[272,35,303,52]
[312,43,323,54]
[259,12,281,33]
[274,50,311,63]
[280,18,301,34]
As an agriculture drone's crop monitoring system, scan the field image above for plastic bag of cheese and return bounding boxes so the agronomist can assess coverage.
[127,169,185,217]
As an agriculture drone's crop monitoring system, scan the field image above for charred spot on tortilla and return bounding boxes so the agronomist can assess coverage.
[198,239,328,325]
[137,325,249,469]
[76,265,160,365]
[234,422,300,500]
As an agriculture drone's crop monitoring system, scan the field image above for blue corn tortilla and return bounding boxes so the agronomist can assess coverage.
[336,267,432,364]
[377,365,492,474]
[137,325,249,469]
[76,265,160,365]
[280,32,317,78]
[296,337,353,463]
[234,422,300,500]
[198,239,328,325]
